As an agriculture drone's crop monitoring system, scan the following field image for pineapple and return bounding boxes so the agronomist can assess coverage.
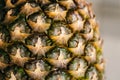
[0,0,104,80]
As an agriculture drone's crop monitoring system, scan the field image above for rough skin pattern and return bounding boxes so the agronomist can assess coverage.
[0,0,104,80]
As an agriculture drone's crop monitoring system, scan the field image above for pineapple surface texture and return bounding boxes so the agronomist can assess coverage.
[0,0,104,80]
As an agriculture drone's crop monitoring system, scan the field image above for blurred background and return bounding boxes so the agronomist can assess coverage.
[87,0,120,80]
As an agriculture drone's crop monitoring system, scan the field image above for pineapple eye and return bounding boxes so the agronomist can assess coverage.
[68,58,87,70]
[25,33,53,46]
[9,18,31,41]
[85,44,95,55]
[1,8,20,24]
[28,12,46,22]
[7,42,31,66]
[20,2,41,16]
[46,70,71,80]
[48,22,72,46]
[97,53,104,65]
[66,10,83,24]
[85,67,99,80]
[68,57,88,78]
[27,12,51,32]
[46,47,72,68]
[85,43,96,63]
[81,21,91,34]
[44,3,67,21]
[68,33,86,56]
[66,11,79,24]
[92,30,100,41]
[47,47,71,59]
[11,18,30,33]
[49,22,72,36]
[68,33,85,48]
[25,60,51,79]
[25,33,53,57]
[25,60,51,71]
[8,43,31,57]
[96,52,105,72]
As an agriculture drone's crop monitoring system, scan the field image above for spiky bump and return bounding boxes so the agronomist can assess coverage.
[46,47,72,68]
[25,32,53,57]
[85,43,97,63]
[2,8,20,24]
[8,17,31,41]
[68,57,88,79]
[48,22,73,46]
[85,66,99,80]
[66,10,84,32]
[44,3,67,21]
[7,42,32,66]
[68,32,86,56]
[20,1,41,16]
[27,11,51,32]
[25,60,51,80]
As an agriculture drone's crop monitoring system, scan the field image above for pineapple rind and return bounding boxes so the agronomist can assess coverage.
[0,0,104,79]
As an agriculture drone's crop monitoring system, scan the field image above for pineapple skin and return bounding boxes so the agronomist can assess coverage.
[0,0,104,80]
